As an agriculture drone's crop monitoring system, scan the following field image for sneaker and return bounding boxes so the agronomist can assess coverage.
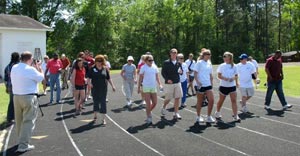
[56,101,62,104]
[102,119,107,125]
[142,100,146,105]
[174,113,182,119]
[127,101,132,106]
[233,115,241,122]
[88,95,92,99]
[43,91,47,95]
[206,116,216,123]
[146,116,152,124]
[214,111,222,119]
[16,144,35,153]
[196,116,205,123]
[283,104,293,110]
[161,108,167,116]
[106,99,109,102]
[181,103,187,108]
[264,105,271,110]
[241,106,249,113]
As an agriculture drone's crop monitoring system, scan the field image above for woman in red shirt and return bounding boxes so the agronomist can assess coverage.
[71,58,86,115]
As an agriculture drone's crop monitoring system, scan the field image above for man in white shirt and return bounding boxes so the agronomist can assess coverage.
[237,54,256,113]
[248,56,260,88]
[185,53,196,96]
[11,51,44,153]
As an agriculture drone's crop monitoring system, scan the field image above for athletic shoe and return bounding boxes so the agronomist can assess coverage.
[127,101,132,106]
[16,144,35,153]
[283,104,293,110]
[142,100,146,105]
[264,105,271,110]
[233,115,241,122]
[43,91,47,95]
[106,99,109,102]
[161,108,167,116]
[88,95,92,99]
[146,116,152,124]
[214,111,222,119]
[206,116,216,123]
[196,116,205,123]
[241,106,249,113]
[181,103,187,108]
[174,113,182,119]
[102,119,107,125]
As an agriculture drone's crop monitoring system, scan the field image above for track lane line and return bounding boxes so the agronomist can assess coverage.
[2,124,14,156]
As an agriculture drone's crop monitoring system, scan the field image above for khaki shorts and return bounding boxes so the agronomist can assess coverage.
[164,83,183,100]
[240,87,255,97]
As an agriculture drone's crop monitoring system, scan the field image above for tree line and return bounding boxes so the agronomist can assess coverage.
[1,0,300,67]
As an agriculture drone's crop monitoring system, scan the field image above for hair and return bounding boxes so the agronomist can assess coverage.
[223,52,234,68]
[95,54,107,66]
[104,54,108,60]
[74,58,83,70]
[189,53,194,58]
[200,49,211,60]
[20,51,33,62]
[78,52,85,58]
[144,55,153,61]
[169,48,178,54]
[10,52,20,64]
[275,50,281,53]
[177,53,184,58]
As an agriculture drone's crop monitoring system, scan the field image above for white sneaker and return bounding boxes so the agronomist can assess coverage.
[264,105,271,110]
[161,108,167,116]
[174,113,182,119]
[196,116,205,123]
[283,104,293,110]
[16,144,35,153]
[233,115,241,122]
[214,111,222,119]
[142,100,146,105]
[206,116,216,123]
[241,106,249,113]
[127,100,132,106]
[43,91,47,95]
[88,95,92,99]
[146,116,152,124]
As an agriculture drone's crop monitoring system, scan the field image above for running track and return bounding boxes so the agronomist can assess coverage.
[1,70,300,156]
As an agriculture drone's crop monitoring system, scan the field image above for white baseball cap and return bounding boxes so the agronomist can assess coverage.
[127,56,134,61]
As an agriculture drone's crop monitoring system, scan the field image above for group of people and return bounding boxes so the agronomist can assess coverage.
[120,48,293,124]
[3,48,292,153]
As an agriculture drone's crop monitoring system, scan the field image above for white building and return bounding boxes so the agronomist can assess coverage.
[0,14,53,76]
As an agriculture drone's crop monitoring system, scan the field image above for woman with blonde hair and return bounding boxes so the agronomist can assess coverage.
[215,52,240,122]
[137,55,147,105]
[87,55,116,125]
[194,49,215,123]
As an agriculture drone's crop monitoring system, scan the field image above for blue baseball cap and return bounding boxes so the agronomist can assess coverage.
[239,53,248,60]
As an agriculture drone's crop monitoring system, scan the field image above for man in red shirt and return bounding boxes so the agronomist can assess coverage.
[45,53,63,104]
[264,50,292,111]
[61,54,70,89]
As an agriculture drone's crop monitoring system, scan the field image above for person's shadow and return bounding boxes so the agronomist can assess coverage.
[70,121,103,134]
[265,109,285,117]
[0,145,24,156]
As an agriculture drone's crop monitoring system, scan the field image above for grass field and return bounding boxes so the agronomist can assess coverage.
[257,65,300,97]
[0,84,9,129]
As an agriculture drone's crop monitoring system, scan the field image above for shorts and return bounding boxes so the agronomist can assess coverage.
[219,86,236,96]
[194,86,212,94]
[240,87,254,97]
[164,83,183,100]
[143,87,157,93]
[189,76,194,82]
[75,85,85,90]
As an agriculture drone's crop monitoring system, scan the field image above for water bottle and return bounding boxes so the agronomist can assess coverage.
[159,86,164,92]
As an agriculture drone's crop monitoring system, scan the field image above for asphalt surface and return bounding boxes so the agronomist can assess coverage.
[1,71,300,156]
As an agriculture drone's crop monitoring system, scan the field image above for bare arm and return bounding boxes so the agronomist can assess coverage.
[108,79,116,92]
[120,69,125,80]
[138,73,143,94]
[71,69,76,86]
[194,71,201,86]
[156,73,162,88]
[210,73,213,87]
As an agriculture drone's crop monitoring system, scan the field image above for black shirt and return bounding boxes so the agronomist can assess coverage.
[87,66,110,89]
[161,59,181,84]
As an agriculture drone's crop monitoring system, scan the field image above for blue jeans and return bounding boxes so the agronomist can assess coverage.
[49,73,61,103]
[181,80,188,105]
[265,80,287,106]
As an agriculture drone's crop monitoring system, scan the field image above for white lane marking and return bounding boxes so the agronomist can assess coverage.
[106,115,165,156]
[131,102,250,156]
[247,102,300,116]
[2,124,14,156]
[60,90,84,156]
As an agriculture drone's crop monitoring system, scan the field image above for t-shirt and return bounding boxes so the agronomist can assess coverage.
[249,60,258,72]
[87,66,110,89]
[75,68,86,86]
[139,64,159,88]
[193,60,213,87]
[237,62,255,88]
[217,63,237,87]
[47,59,63,74]
[265,57,283,81]
[11,63,44,94]
[41,62,50,76]
[179,63,188,82]
[185,59,195,76]
[122,64,136,80]
[61,58,71,69]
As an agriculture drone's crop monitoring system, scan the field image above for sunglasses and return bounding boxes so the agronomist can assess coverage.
[96,60,103,62]
[223,55,228,58]
[178,58,184,59]
[204,53,211,56]
[148,60,154,62]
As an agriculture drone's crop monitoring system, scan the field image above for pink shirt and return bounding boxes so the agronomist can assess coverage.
[47,59,63,74]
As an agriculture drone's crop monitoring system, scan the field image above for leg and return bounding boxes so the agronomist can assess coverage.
[275,80,288,106]
[144,93,151,117]
[7,92,14,121]
[13,96,23,137]
[73,90,80,111]
[216,93,226,112]
[55,74,61,102]
[264,82,276,106]
[79,89,86,109]
[173,98,180,114]
[229,92,238,116]
[196,93,204,116]
[123,80,130,102]
[150,93,158,111]
[181,80,187,105]
[18,95,38,149]
[206,90,214,116]
[49,74,55,102]
[92,92,100,119]
[61,70,65,88]
[129,81,134,101]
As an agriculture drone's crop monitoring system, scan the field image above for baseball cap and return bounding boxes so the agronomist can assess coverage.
[239,53,248,60]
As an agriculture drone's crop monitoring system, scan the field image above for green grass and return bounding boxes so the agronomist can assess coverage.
[0,84,9,128]
[258,66,300,97]
[110,69,121,75]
